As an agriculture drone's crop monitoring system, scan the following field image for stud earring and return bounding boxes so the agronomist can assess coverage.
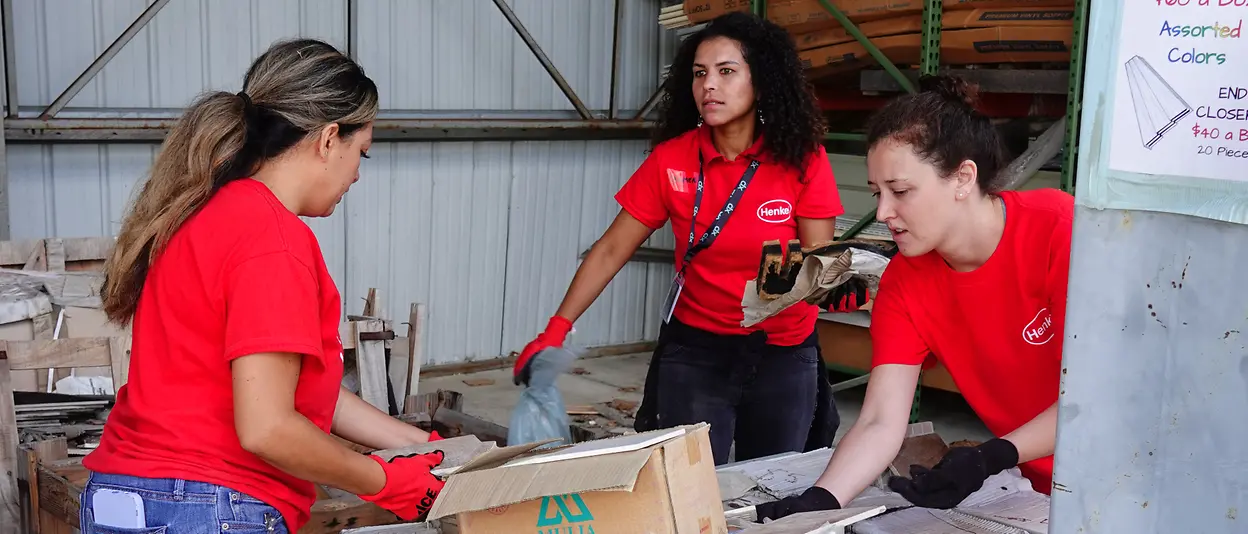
[957,190,966,199]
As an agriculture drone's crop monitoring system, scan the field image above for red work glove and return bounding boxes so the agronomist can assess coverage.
[513,316,573,386]
[820,276,870,313]
[358,451,446,521]
[426,430,443,442]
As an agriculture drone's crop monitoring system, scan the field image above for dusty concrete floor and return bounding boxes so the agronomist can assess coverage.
[407,351,993,446]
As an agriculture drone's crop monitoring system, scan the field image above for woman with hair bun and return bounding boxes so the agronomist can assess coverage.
[756,75,1074,521]
[79,39,445,532]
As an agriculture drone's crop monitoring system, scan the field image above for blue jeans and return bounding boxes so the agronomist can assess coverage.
[79,472,289,534]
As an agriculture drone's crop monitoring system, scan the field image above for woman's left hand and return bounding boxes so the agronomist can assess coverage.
[887,438,1020,509]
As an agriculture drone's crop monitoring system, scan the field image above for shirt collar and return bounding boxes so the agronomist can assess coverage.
[696,123,771,165]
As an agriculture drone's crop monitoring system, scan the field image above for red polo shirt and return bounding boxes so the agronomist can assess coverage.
[84,178,345,531]
[615,125,844,345]
[869,188,1074,494]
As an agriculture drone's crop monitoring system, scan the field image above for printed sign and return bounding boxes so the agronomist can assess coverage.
[1106,1,1247,181]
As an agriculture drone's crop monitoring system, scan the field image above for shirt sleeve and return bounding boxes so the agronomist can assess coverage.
[614,150,670,230]
[223,250,324,362]
[795,144,846,219]
[868,263,931,368]
[1047,214,1074,335]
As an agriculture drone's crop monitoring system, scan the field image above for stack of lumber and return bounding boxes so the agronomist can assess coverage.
[658,0,1078,79]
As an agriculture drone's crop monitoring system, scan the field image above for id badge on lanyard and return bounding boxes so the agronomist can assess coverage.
[661,155,761,323]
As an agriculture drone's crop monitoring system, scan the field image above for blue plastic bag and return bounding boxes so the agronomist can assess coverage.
[507,345,581,448]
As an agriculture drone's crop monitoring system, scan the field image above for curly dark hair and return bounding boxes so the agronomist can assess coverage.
[652,12,827,178]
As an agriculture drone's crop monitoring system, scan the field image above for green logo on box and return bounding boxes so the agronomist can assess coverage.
[536,493,595,532]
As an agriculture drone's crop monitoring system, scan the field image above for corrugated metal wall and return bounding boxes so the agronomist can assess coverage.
[4,0,676,365]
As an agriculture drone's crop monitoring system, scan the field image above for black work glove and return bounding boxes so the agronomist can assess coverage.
[817,275,870,313]
[887,438,1019,509]
[754,486,841,522]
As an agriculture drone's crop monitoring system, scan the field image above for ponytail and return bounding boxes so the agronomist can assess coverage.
[101,38,378,326]
[102,92,249,325]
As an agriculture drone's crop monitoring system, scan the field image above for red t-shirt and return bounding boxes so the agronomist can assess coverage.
[84,178,344,531]
[616,125,845,345]
[869,188,1073,494]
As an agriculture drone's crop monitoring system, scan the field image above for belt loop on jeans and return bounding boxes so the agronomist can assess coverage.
[174,478,185,499]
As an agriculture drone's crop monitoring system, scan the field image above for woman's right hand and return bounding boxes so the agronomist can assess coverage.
[513,316,573,386]
[358,450,447,521]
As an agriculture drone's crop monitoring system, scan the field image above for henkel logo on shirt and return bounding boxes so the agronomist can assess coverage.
[667,168,697,193]
[757,199,793,223]
[1022,308,1055,345]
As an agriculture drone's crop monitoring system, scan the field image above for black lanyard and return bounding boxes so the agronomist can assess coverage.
[679,152,761,272]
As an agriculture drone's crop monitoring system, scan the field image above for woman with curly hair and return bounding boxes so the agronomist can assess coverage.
[512,12,859,464]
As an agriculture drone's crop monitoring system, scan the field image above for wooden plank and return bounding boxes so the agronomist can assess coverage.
[354,320,388,411]
[109,336,132,391]
[999,117,1067,191]
[402,303,426,413]
[25,448,40,534]
[61,238,114,262]
[44,239,64,272]
[33,467,77,530]
[0,358,19,523]
[432,408,509,445]
[341,523,440,534]
[3,338,111,371]
[0,238,113,268]
[301,496,396,534]
[860,68,1071,95]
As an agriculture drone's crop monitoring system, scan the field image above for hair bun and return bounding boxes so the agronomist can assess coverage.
[918,74,979,107]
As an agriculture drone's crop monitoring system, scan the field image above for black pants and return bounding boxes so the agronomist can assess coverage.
[634,318,835,465]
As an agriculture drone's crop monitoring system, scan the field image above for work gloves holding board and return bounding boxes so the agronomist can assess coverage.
[755,238,898,315]
[755,438,1021,522]
[359,431,448,522]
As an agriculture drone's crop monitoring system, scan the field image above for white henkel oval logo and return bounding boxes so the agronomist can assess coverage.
[1022,308,1054,345]
[757,199,793,223]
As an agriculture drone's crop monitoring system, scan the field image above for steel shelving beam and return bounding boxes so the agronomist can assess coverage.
[1060,0,1090,193]
[4,0,662,141]
[4,117,654,143]
[827,0,936,245]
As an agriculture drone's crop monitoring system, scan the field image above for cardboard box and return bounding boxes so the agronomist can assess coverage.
[427,424,726,534]
[792,8,1074,51]
[798,23,1070,75]
[768,0,1075,34]
[684,0,753,25]
[941,25,1073,64]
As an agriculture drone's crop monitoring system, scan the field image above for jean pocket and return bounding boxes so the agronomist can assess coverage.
[788,346,820,365]
[82,513,168,534]
[657,341,693,361]
[223,500,288,533]
[86,526,168,534]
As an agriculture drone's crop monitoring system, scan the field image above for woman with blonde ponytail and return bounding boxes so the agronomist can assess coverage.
[80,39,445,533]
